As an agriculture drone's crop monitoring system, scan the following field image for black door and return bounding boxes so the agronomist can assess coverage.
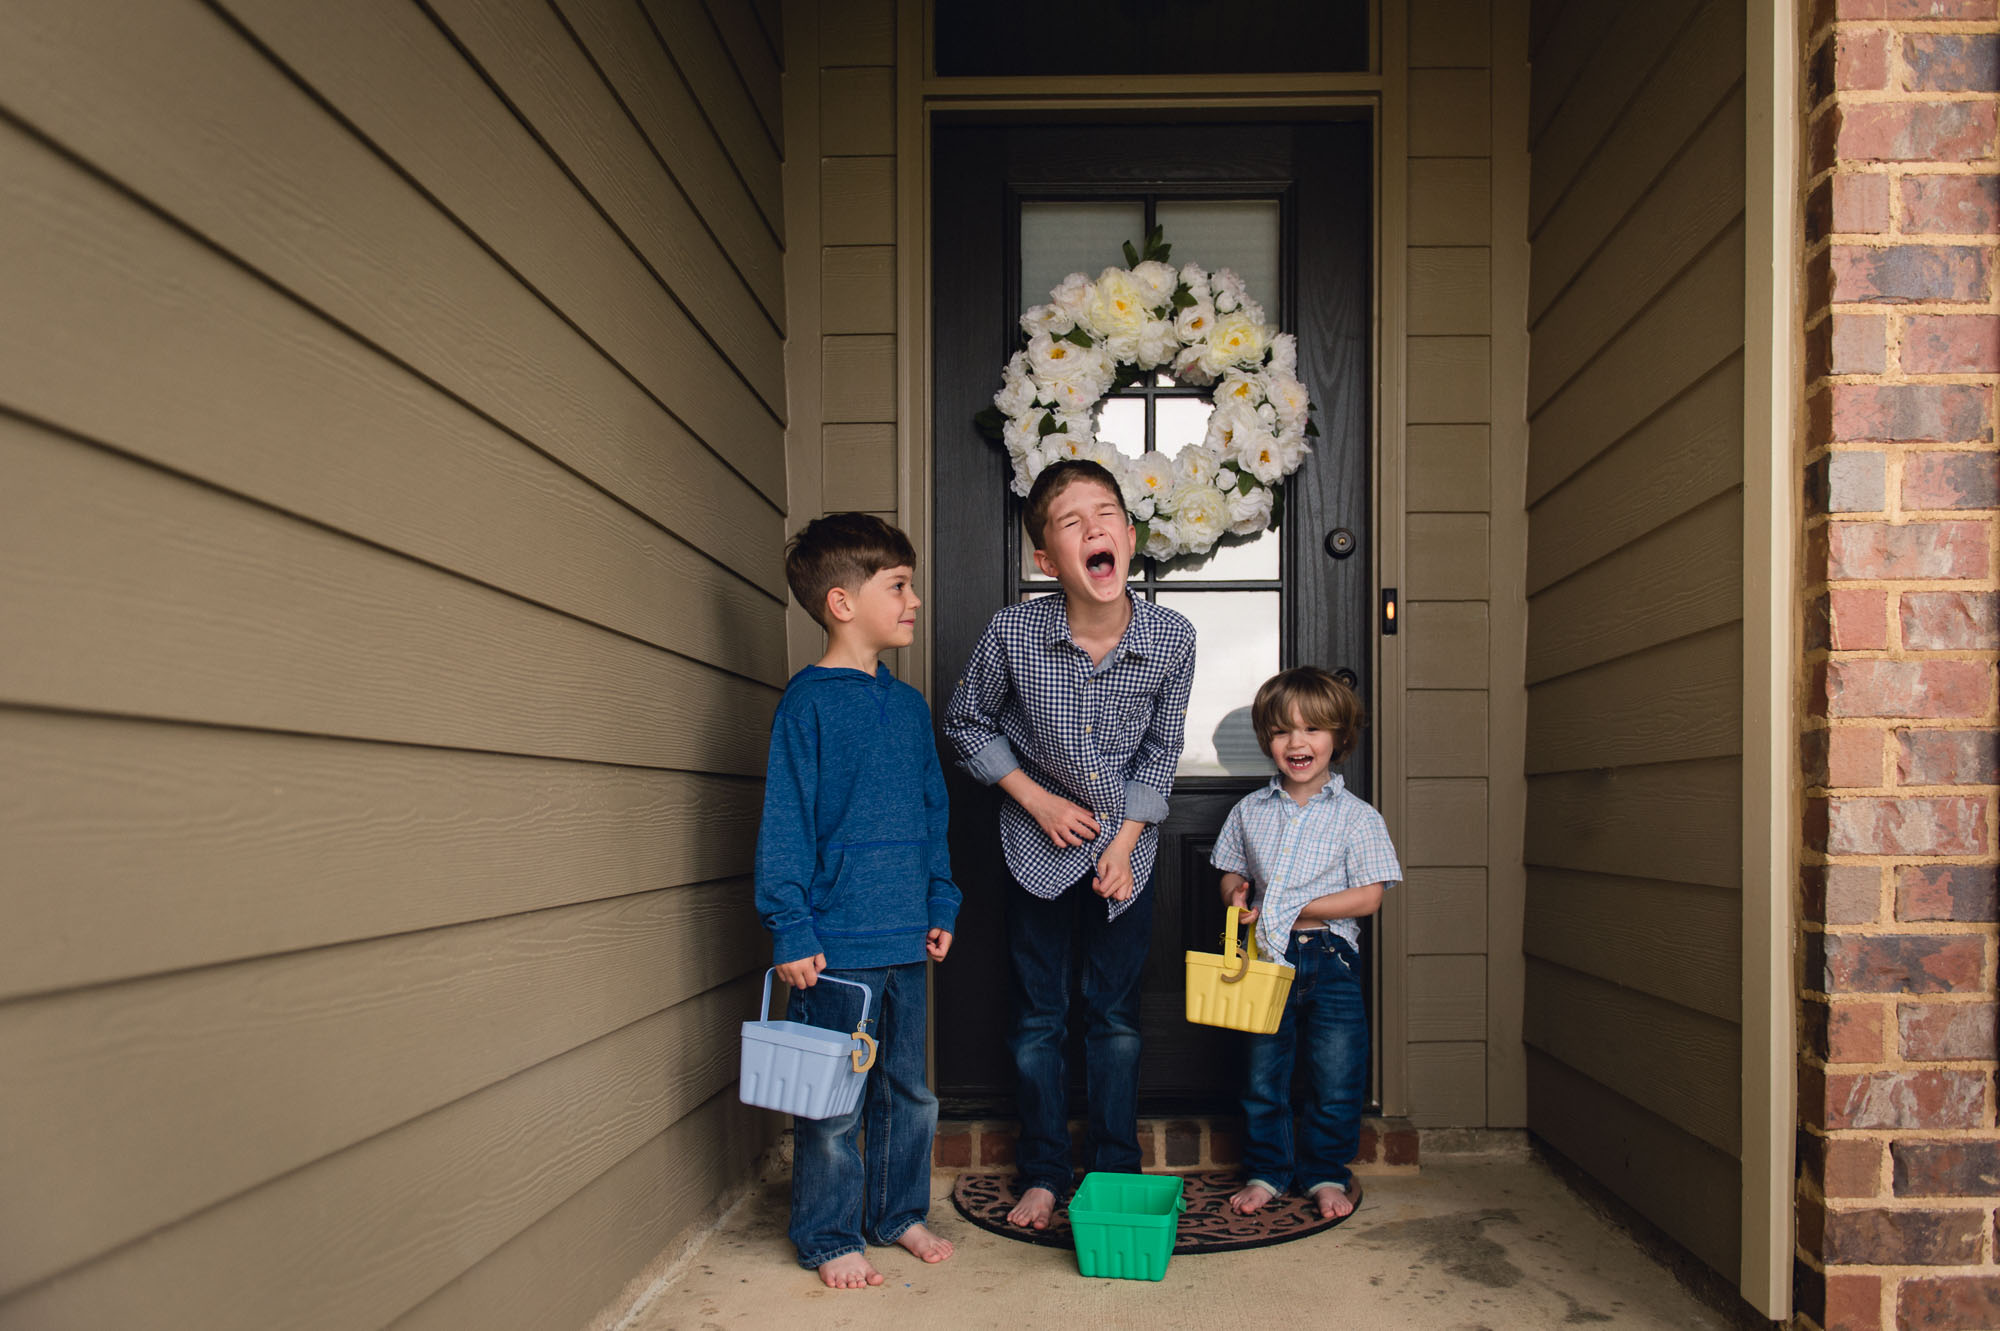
[931,121,1372,1114]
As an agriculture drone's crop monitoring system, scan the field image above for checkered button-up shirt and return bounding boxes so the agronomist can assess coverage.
[1211,773,1403,965]
[942,591,1196,916]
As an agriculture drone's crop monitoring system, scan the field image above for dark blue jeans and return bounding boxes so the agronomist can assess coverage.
[1240,930,1368,1194]
[786,962,936,1267]
[1006,877,1156,1197]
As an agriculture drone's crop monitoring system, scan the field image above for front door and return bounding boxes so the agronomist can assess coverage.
[931,121,1373,1114]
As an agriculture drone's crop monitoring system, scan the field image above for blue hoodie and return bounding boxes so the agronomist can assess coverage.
[754,664,962,968]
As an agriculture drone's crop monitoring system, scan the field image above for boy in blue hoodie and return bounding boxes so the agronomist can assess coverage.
[755,512,962,1289]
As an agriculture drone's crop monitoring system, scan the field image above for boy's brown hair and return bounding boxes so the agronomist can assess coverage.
[1252,667,1367,763]
[1022,458,1125,550]
[784,512,917,629]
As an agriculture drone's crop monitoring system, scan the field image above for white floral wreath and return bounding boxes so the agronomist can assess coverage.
[975,228,1317,562]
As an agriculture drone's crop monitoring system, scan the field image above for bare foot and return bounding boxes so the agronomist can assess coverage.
[895,1223,954,1263]
[816,1252,884,1289]
[1006,1185,1057,1230]
[1228,1180,1278,1215]
[1309,1180,1360,1220]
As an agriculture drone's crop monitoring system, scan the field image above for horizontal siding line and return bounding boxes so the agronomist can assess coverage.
[632,0,782,239]
[193,4,789,491]
[691,0,781,159]
[533,0,786,328]
[1520,613,1744,693]
[0,856,759,1006]
[1527,864,1745,899]
[1523,950,1743,1030]
[1522,749,1750,784]
[1527,212,1747,415]
[1524,480,1744,612]
[1528,0,1711,197]
[0,403,788,696]
[0,101,788,579]
[1526,0,1622,154]
[419,0,787,367]
[1,977,756,1308]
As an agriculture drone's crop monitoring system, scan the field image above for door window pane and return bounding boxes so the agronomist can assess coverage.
[1154,398,1212,452]
[1097,397,1146,458]
[1157,591,1279,777]
[1155,527,1280,581]
[1020,201,1147,311]
[1153,200,1282,317]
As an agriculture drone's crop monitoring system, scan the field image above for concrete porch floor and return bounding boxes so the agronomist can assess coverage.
[616,1141,1751,1330]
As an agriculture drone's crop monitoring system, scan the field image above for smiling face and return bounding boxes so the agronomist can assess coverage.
[1267,704,1338,799]
[833,563,920,655]
[1030,476,1135,604]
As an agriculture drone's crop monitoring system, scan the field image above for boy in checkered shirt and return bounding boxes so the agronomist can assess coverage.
[942,459,1196,1232]
[1212,666,1402,1223]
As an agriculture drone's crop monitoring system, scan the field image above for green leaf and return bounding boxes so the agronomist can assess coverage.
[1237,471,1256,495]
[1038,412,1060,438]
[1269,487,1286,528]
[1122,239,1140,268]
[1305,419,1320,437]
[973,406,1007,440]
[1153,242,1171,265]
[1147,224,1162,249]
[1062,325,1096,349]
[1133,519,1152,548]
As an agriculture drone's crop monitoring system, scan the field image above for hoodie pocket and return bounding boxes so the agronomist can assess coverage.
[814,839,928,935]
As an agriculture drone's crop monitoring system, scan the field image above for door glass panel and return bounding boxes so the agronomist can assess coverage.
[1152,200,1282,316]
[1020,201,1147,310]
[1157,591,1279,777]
[1153,397,1212,452]
[1156,527,1280,581]
[1097,397,1146,457]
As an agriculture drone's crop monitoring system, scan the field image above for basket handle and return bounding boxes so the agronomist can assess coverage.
[1218,905,1258,984]
[760,968,876,1031]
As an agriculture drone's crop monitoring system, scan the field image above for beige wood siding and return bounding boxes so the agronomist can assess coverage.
[1523,0,1747,1278]
[0,0,787,1324]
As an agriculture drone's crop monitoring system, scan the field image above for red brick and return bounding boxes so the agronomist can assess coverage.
[1884,0,1997,15]
[1831,246,1992,303]
[1824,659,1994,718]
[1901,1275,2000,1331]
[1831,382,1992,440]
[1829,999,1892,1058]
[1804,1061,1832,1130]
[1898,864,2000,922]
[1838,101,1999,163]
[976,1128,1015,1168]
[1826,1068,1989,1129]
[1827,1137,1889,1197]
[1900,1001,2000,1059]
[1899,728,2000,784]
[1818,449,1891,511]
[1828,521,1991,579]
[1209,1123,1243,1166]
[1827,1270,1884,1331]
[1839,175,1897,239]
[1828,795,1991,854]
[1823,933,1985,993]
[1829,863,1889,923]
[1815,103,1848,178]
[1845,29,1895,89]
[1831,588,1892,649]
[1902,591,2000,649]
[1834,312,1892,374]
[934,1129,972,1168]
[1165,1119,1200,1166]
[1896,1140,2000,1197]
[1902,316,2000,374]
[1903,450,2000,509]
[1901,174,2000,235]
[1824,1206,1985,1264]
[1833,727,1890,786]
[1137,1122,1157,1168]
[1354,1120,1378,1164]
[1383,1122,1420,1166]
[1903,34,2000,93]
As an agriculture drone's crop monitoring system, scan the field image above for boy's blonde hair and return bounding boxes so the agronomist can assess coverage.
[1251,667,1366,763]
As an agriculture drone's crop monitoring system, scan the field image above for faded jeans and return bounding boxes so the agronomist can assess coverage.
[1240,929,1368,1194]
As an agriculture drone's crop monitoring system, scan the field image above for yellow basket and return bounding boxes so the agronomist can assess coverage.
[1184,905,1294,1034]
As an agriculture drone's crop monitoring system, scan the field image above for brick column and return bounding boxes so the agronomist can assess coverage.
[1800,4,2000,1329]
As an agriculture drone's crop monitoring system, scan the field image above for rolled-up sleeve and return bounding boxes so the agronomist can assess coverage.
[1126,635,1195,817]
[942,621,1015,784]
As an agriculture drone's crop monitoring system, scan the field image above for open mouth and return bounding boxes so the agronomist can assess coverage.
[1283,753,1317,773]
[1085,551,1116,577]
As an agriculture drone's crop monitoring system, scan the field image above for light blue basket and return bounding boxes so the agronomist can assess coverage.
[738,970,878,1120]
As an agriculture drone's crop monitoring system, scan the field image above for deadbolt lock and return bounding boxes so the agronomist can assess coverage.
[1324,527,1357,559]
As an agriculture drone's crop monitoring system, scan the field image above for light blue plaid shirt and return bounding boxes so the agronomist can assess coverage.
[942,591,1196,916]
[1211,773,1402,966]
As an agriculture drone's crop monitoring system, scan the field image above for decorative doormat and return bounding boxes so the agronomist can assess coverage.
[949,1169,1358,1254]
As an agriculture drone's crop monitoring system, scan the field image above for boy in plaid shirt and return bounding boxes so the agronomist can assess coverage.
[943,460,1196,1231]
[1212,666,1401,1222]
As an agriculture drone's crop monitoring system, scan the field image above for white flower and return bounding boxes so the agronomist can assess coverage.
[1172,344,1216,386]
[1214,466,1239,492]
[1027,331,1090,381]
[1020,302,1075,339]
[1047,431,1093,462]
[1087,267,1150,339]
[995,368,1036,416]
[1167,481,1229,547]
[1227,483,1274,536]
[1040,376,1098,413]
[1268,333,1298,377]
[1173,443,1222,489]
[1175,301,1216,344]
[1269,374,1310,424]
[1131,260,1178,309]
[1178,263,1211,301]
[1121,451,1177,508]
[1003,415,1041,456]
[1203,399,1261,456]
[1142,518,1181,560]
[1201,312,1272,375]
[1236,426,1291,484]
[1053,410,1096,444]
[1050,272,1095,323]
[1130,493,1157,521]
[1137,319,1178,369]
[1214,372,1268,412]
[1211,268,1248,314]
[1103,333,1140,364]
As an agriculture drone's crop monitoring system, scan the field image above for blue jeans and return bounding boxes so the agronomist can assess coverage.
[1006,877,1156,1197]
[1240,930,1368,1194]
[786,962,936,1267]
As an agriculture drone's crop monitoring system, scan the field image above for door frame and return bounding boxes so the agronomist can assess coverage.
[892,3,1421,1117]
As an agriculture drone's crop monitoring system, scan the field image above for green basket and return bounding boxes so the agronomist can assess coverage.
[1068,1171,1185,1281]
